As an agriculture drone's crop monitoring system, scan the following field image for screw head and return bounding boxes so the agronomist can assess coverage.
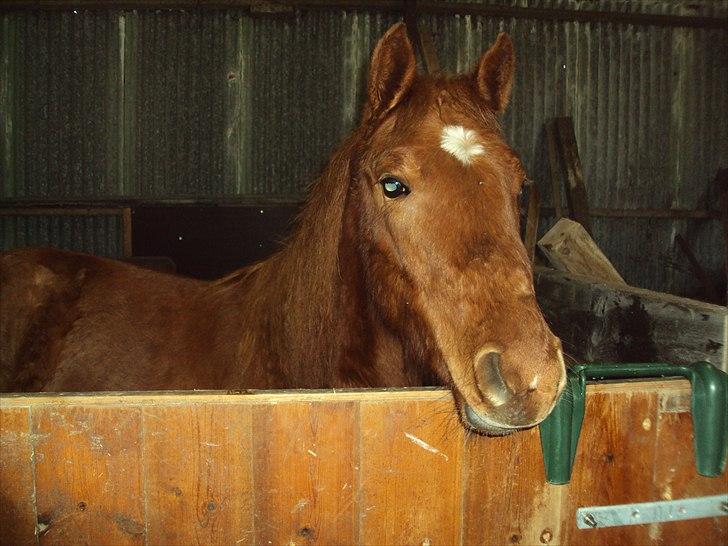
[582,513,598,528]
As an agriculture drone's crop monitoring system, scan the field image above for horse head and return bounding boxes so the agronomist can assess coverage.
[350,23,566,434]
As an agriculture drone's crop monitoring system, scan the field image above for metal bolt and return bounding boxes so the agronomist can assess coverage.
[720,501,728,514]
[632,509,641,519]
[582,513,598,528]
[540,529,553,543]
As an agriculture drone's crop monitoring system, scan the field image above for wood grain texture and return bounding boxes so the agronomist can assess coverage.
[651,395,728,546]
[562,391,659,545]
[0,407,36,546]
[554,117,592,234]
[463,426,564,546]
[359,398,463,546]
[252,401,358,545]
[538,218,625,284]
[535,267,727,371]
[33,406,144,545]
[143,404,253,545]
[32,406,144,545]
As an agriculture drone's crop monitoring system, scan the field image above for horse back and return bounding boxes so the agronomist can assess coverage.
[0,247,232,392]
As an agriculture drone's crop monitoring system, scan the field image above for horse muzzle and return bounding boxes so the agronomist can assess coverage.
[458,346,566,435]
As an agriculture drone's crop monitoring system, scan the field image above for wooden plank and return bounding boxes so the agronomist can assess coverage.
[535,267,727,372]
[32,406,144,545]
[2,1,724,29]
[538,218,625,284]
[251,401,358,545]
[122,207,133,258]
[404,2,441,74]
[561,391,660,545]
[359,399,463,545]
[143,404,253,545]
[545,121,565,220]
[0,381,692,409]
[650,392,728,545]
[463,426,565,545]
[540,207,719,219]
[0,407,36,546]
[0,207,122,216]
[554,117,592,234]
[524,180,541,267]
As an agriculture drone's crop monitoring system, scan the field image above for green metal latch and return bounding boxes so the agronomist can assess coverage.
[539,361,728,485]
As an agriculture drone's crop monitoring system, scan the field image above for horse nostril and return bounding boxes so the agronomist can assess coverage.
[474,351,512,406]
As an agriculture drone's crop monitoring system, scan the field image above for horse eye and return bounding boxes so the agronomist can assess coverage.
[380,177,410,199]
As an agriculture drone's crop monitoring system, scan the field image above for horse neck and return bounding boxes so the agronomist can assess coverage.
[230,131,373,388]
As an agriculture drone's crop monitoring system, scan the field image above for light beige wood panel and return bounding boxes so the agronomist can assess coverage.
[143,404,254,545]
[0,407,36,546]
[650,396,728,545]
[562,391,659,545]
[33,406,144,545]
[252,401,358,545]
[462,426,565,546]
[359,398,464,546]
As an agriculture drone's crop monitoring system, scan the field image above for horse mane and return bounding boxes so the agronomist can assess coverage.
[209,127,368,388]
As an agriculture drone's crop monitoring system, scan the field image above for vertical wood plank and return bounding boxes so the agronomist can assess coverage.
[562,391,659,545]
[143,404,253,546]
[122,207,133,257]
[650,396,728,545]
[252,401,358,545]
[359,399,463,546]
[0,407,37,546]
[33,406,144,545]
[555,117,592,234]
[462,426,564,546]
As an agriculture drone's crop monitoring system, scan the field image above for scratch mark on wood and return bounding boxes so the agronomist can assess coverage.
[404,432,449,460]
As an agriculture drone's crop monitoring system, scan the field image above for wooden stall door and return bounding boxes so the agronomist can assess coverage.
[1,383,725,546]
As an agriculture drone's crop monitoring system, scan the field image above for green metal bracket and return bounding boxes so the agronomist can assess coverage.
[539,361,728,485]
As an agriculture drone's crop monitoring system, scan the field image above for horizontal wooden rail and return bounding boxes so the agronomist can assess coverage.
[1,203,720,220]
[2,379,726,545]
[1,1,726,29]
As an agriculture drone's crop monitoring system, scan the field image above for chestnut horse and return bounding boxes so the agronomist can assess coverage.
[0,24,565,434]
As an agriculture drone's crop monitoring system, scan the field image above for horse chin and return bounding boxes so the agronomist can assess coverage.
[461,403,516,436]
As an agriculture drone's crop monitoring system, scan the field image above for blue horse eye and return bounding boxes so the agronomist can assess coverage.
[381,177,410,198]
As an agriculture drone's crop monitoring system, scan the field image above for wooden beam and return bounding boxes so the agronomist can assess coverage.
[535,267,728,373]
[524,180,540,268]
[545,121,564,221]
[553,117,592,234]
[122,207,133,258]
[0,207,123,216]
[404,1,441,74]
[538,217,625,285]
[540,207,719,220]
[2,1,725,29]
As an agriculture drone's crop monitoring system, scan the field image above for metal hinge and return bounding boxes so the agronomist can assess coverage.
[577,494,728,529]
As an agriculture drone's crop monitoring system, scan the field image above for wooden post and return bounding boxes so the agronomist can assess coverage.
[404,0,441,74]
[554,117,592,234]
[545,120,565,220]
[122,207,133,258]
[524,180,541,268]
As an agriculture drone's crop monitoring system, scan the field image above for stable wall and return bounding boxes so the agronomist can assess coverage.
[1,381,725,545]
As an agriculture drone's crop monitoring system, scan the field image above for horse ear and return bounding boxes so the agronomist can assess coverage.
[474,33,515,113]
[367,22,417,118]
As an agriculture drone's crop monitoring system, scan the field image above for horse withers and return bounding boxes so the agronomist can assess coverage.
[0,23,566,435]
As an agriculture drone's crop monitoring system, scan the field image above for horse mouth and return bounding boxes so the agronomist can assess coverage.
[460,402,523,436]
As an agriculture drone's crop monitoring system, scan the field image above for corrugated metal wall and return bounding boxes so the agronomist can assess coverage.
[1,1,726,296]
